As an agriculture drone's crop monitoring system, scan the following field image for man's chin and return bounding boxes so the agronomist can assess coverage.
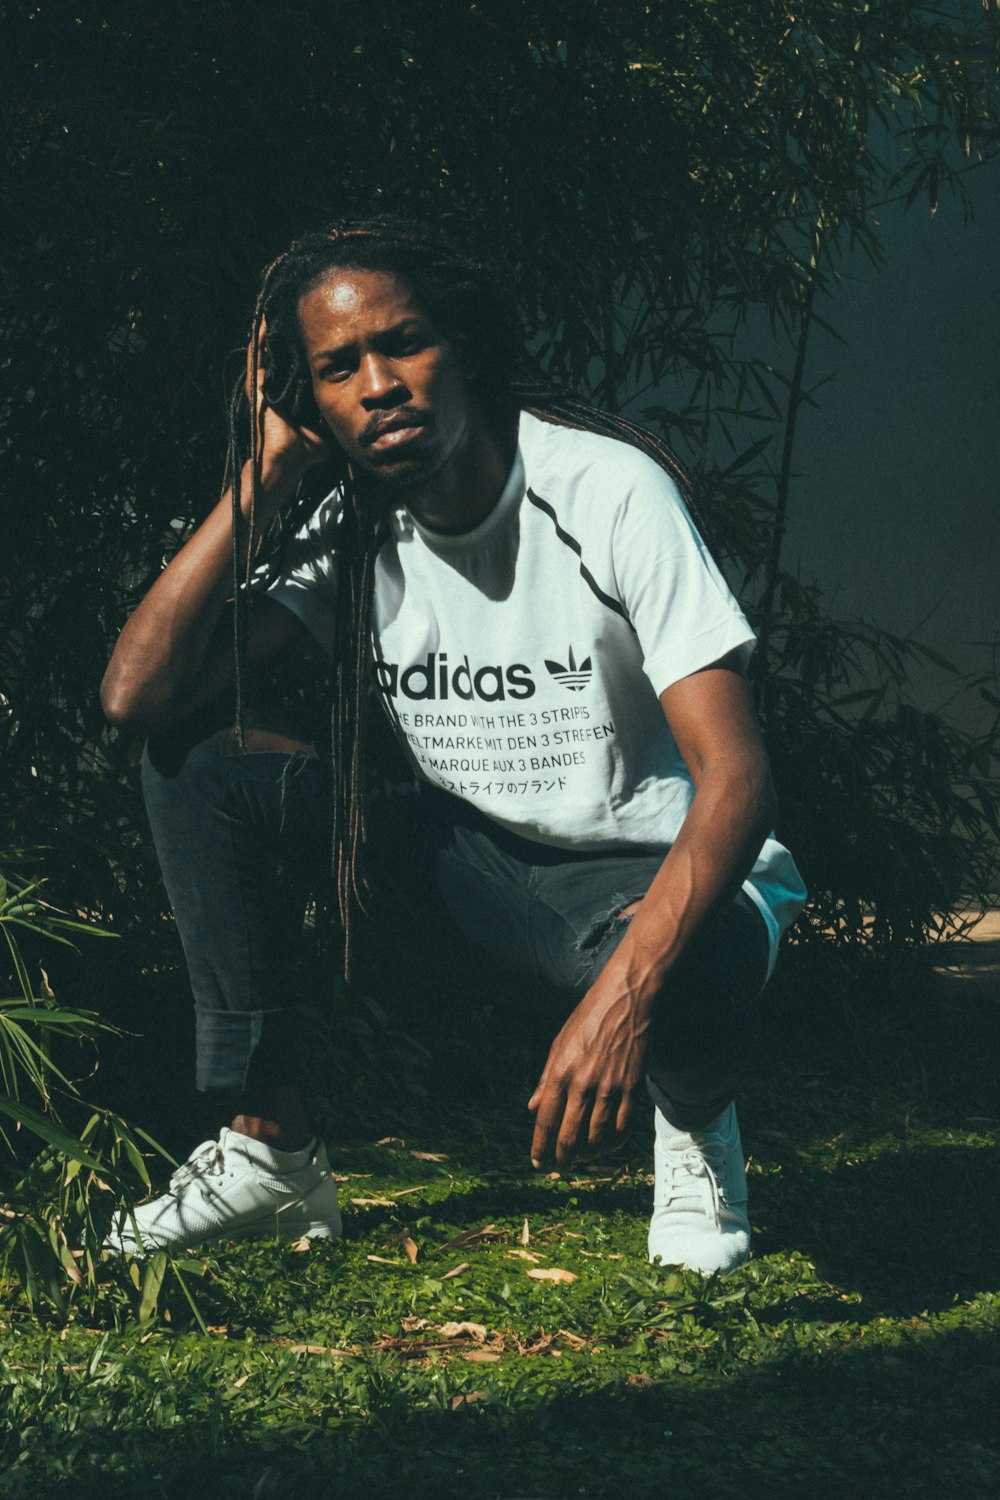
[362,449,440,491]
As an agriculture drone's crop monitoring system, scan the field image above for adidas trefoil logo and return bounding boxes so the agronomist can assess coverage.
[544,646,593,693]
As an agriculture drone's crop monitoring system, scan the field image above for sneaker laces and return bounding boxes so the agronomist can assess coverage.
[659,1139,728,1225]
[169,1138,227,1192]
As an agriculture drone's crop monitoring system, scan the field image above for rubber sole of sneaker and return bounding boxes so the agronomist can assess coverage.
[110,1209,342,1257]
[198,1206,343,1247]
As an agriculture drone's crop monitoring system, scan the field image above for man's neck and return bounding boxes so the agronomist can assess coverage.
[397,417,517,537]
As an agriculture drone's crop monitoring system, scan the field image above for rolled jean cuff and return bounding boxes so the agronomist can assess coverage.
[194,1006,298,1094]
[645,1072,746,1134]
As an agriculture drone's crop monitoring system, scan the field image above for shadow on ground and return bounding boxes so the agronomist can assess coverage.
[751,1143,1000,1316]
[21,1318,1000,1500]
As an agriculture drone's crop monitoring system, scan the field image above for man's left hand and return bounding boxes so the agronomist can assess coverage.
[528,975,654,1170]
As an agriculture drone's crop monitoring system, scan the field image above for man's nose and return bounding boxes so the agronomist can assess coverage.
[359,353,408,408]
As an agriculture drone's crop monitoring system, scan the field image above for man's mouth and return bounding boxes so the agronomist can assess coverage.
[363,412,429,453]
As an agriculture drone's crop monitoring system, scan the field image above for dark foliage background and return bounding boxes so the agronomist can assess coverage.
[2,0,999,957]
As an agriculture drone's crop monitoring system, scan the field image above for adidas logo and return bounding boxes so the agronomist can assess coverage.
[544,646,593,693]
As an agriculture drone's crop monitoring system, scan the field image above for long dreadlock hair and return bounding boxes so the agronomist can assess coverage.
[226,214,702,977]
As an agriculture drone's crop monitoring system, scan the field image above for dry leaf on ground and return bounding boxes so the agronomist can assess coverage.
[350,1197,396,1208]
[409,1150,449,1162]
[557,1329,587,1350]
[436,1223,499,1255]
[507,1249,542,1263]
[380,1226,418,1261]
[441,1261,470,1280]
[520,1217,530,1245]
[450,1391,486,1409]
[462,1350,501,1363]
[516,1331,562,1357]
[526,1267,577,1284]
[286,1344,352,1357]
[437,1321,488,1341]
[375,1136,406,1148]
[370,1330,505,1359]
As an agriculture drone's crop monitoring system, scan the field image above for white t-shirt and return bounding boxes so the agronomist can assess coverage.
[266,411,806,974]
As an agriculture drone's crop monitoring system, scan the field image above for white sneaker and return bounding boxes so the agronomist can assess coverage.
[647,1100,750,1275]
[104,1128,342,1255]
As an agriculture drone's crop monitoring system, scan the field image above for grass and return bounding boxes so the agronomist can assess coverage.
[1,944,999,1498]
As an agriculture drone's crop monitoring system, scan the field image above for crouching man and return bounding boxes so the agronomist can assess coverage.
[100,216,805,1273]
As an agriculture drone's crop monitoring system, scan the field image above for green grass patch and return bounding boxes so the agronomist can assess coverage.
[2,950,999,1498]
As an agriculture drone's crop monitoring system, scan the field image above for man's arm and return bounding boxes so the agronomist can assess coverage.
[101,465,307,734]
[528,650,776,1169]
[101,340,330,734]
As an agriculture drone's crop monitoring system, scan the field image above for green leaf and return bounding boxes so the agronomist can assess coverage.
[0,1096,105,1170]
[0,1005,114,1031]
[139,1251,169,1322]
[170,1257,209,1333]
[906,641,959,673]
[122,1133,152,1190]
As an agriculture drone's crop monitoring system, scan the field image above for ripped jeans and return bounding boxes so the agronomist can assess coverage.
[142,723,770,1131]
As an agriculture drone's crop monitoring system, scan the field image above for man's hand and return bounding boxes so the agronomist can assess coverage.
[247,320,330,512]
[527,657,777,1174]
[528,965,655,1171]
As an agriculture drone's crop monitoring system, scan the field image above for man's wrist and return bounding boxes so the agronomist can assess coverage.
[595,935,669,1017]
[238,454,310,524]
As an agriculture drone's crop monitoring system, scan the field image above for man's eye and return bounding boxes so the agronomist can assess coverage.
[393,334,427,356]
[320,362,354,381]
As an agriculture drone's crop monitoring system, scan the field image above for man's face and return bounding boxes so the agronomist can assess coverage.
[298,268,476,490]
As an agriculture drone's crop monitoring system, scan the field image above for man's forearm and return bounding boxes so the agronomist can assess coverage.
[100,457,303,732]
[528,747,776,1168]
[603,754,776,1011]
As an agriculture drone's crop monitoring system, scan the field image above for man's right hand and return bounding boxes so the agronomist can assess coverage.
[246,319,330,516]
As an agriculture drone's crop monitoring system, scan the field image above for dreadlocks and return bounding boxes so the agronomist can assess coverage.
[225,214,699,976]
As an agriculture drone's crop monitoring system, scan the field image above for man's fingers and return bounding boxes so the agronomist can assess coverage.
[586,1093,618,1154]
[533,1083,630,1169]
[555,1094,591,1169]
[529,1080,566,1168]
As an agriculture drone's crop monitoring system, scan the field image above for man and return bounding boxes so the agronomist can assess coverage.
[100,216,805,1272]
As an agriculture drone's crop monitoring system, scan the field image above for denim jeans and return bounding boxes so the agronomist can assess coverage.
[142,722,770,1130]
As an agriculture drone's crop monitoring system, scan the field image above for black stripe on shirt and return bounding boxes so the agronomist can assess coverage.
[525,488,635,631]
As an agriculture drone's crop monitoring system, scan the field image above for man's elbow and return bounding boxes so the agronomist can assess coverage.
[100,665,178,736]
[101,672,147,734]
[726,751,778,836]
